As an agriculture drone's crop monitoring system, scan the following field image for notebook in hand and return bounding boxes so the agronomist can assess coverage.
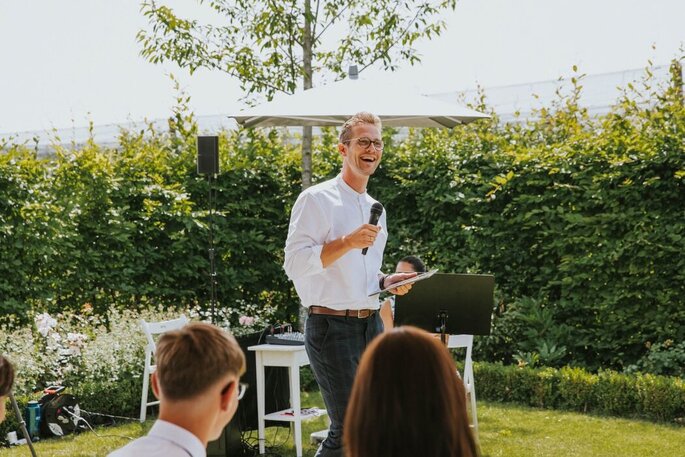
[368,269,438,296]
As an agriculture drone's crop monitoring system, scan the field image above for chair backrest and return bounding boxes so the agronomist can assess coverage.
[447,334,473,350]
[140,315,190,353]
[447,334,474,381]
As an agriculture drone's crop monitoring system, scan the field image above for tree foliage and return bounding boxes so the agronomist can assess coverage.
[137,0,456,99]
[137,0,457,188]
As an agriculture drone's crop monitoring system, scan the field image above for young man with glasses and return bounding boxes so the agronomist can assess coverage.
[109,322,246,457]
[284,112,416,457]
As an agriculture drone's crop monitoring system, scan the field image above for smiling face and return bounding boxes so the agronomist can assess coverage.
[339,123,383,192]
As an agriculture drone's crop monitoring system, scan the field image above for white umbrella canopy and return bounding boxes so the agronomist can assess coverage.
[230,77,489,128]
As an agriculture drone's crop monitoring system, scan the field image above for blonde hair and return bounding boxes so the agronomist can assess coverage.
[155,322,246,401]
[339,112,382,143]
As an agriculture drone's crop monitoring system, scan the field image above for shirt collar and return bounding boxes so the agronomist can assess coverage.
[336,173,367,197]
[148,419,206,457]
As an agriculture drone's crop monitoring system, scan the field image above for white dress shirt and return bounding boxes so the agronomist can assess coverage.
[284,174,387,310]
[108,420,205,457]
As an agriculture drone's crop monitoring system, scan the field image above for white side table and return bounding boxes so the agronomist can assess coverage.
[248,344,326,457]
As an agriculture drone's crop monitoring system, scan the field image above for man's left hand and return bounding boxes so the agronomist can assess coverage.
[384,272,417,296]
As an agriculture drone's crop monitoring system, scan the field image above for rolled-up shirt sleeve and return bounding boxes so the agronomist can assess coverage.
[283,192,327,281]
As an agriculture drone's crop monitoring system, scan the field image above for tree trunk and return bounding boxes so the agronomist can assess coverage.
[298,0,314,330]
[301,0,314,190]
[302,126,312,189]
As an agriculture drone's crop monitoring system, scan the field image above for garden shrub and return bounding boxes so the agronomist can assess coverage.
[503,364,537,404]
[473,362,509,403]
[635,373,685,421]
[1,61,684,376]
[557,366,597,412]
[594,369,639,417]
[532,367,559,408]
[0,302,284,444]
[473,361,685,423]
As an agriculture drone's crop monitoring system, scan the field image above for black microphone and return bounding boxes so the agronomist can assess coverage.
[362,202,384,255]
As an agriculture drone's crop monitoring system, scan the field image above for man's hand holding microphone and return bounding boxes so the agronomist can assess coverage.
[352,202,417,296]
[342,224,382,251]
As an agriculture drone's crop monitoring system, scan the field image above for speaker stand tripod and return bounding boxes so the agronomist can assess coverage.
[197,135,220,324]
[207,171,218,324]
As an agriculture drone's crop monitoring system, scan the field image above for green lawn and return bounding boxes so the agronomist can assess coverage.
[1,393,683,456]
[477,402,685,457]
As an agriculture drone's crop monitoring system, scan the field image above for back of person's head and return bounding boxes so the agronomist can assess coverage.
[0,355,15,423]
[339,112,382,143]
[0,355,13,397]
[155,322,245,401]
[344,326,478,457]
[397,255,426,273]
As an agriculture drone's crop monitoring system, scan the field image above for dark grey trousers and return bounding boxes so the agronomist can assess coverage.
[304,312,383,457]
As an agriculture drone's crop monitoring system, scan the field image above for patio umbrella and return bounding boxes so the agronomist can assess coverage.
[229,75,489,128]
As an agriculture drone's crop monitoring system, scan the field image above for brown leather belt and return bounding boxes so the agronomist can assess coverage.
[308,306,376,319]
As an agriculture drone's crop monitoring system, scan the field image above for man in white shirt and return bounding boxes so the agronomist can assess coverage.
[109,322,246,457]
[284,112,415,457]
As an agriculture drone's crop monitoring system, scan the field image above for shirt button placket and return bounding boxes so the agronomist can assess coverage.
[359,197,369,297]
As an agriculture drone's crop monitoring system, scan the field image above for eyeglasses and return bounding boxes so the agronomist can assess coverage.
[237,382,248,400]
[222,381,249,400]
[344,137,384,151]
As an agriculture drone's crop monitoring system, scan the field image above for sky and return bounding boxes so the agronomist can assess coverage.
[0,0,683,135]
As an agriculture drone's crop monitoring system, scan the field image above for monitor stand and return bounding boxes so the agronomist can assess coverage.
[438,310,448,346]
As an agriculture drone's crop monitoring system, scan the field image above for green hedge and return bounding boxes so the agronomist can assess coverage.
[474,362,685,423]
[371,68,685,374]
[0,124,305,325]
[1,64,684,375]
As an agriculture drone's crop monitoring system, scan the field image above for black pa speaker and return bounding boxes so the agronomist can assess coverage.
[197,136,219,175]
[207,328,290,456]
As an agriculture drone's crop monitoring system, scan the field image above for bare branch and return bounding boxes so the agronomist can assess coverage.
[359,3,428,74]
[311,0,321,39]
[315,2,352,42]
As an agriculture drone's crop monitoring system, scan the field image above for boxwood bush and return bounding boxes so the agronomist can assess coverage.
[474,361,685,423]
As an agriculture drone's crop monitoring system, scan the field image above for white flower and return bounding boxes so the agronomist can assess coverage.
[35,312,57,337]
[66,332,88,355]
[239,315,256,326]
[67,332,88,344]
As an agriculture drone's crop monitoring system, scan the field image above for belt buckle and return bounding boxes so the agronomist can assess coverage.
[357,309,369,318]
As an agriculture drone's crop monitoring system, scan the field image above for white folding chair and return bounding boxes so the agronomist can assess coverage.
[139,315,189,422]
[447,334,478,436]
